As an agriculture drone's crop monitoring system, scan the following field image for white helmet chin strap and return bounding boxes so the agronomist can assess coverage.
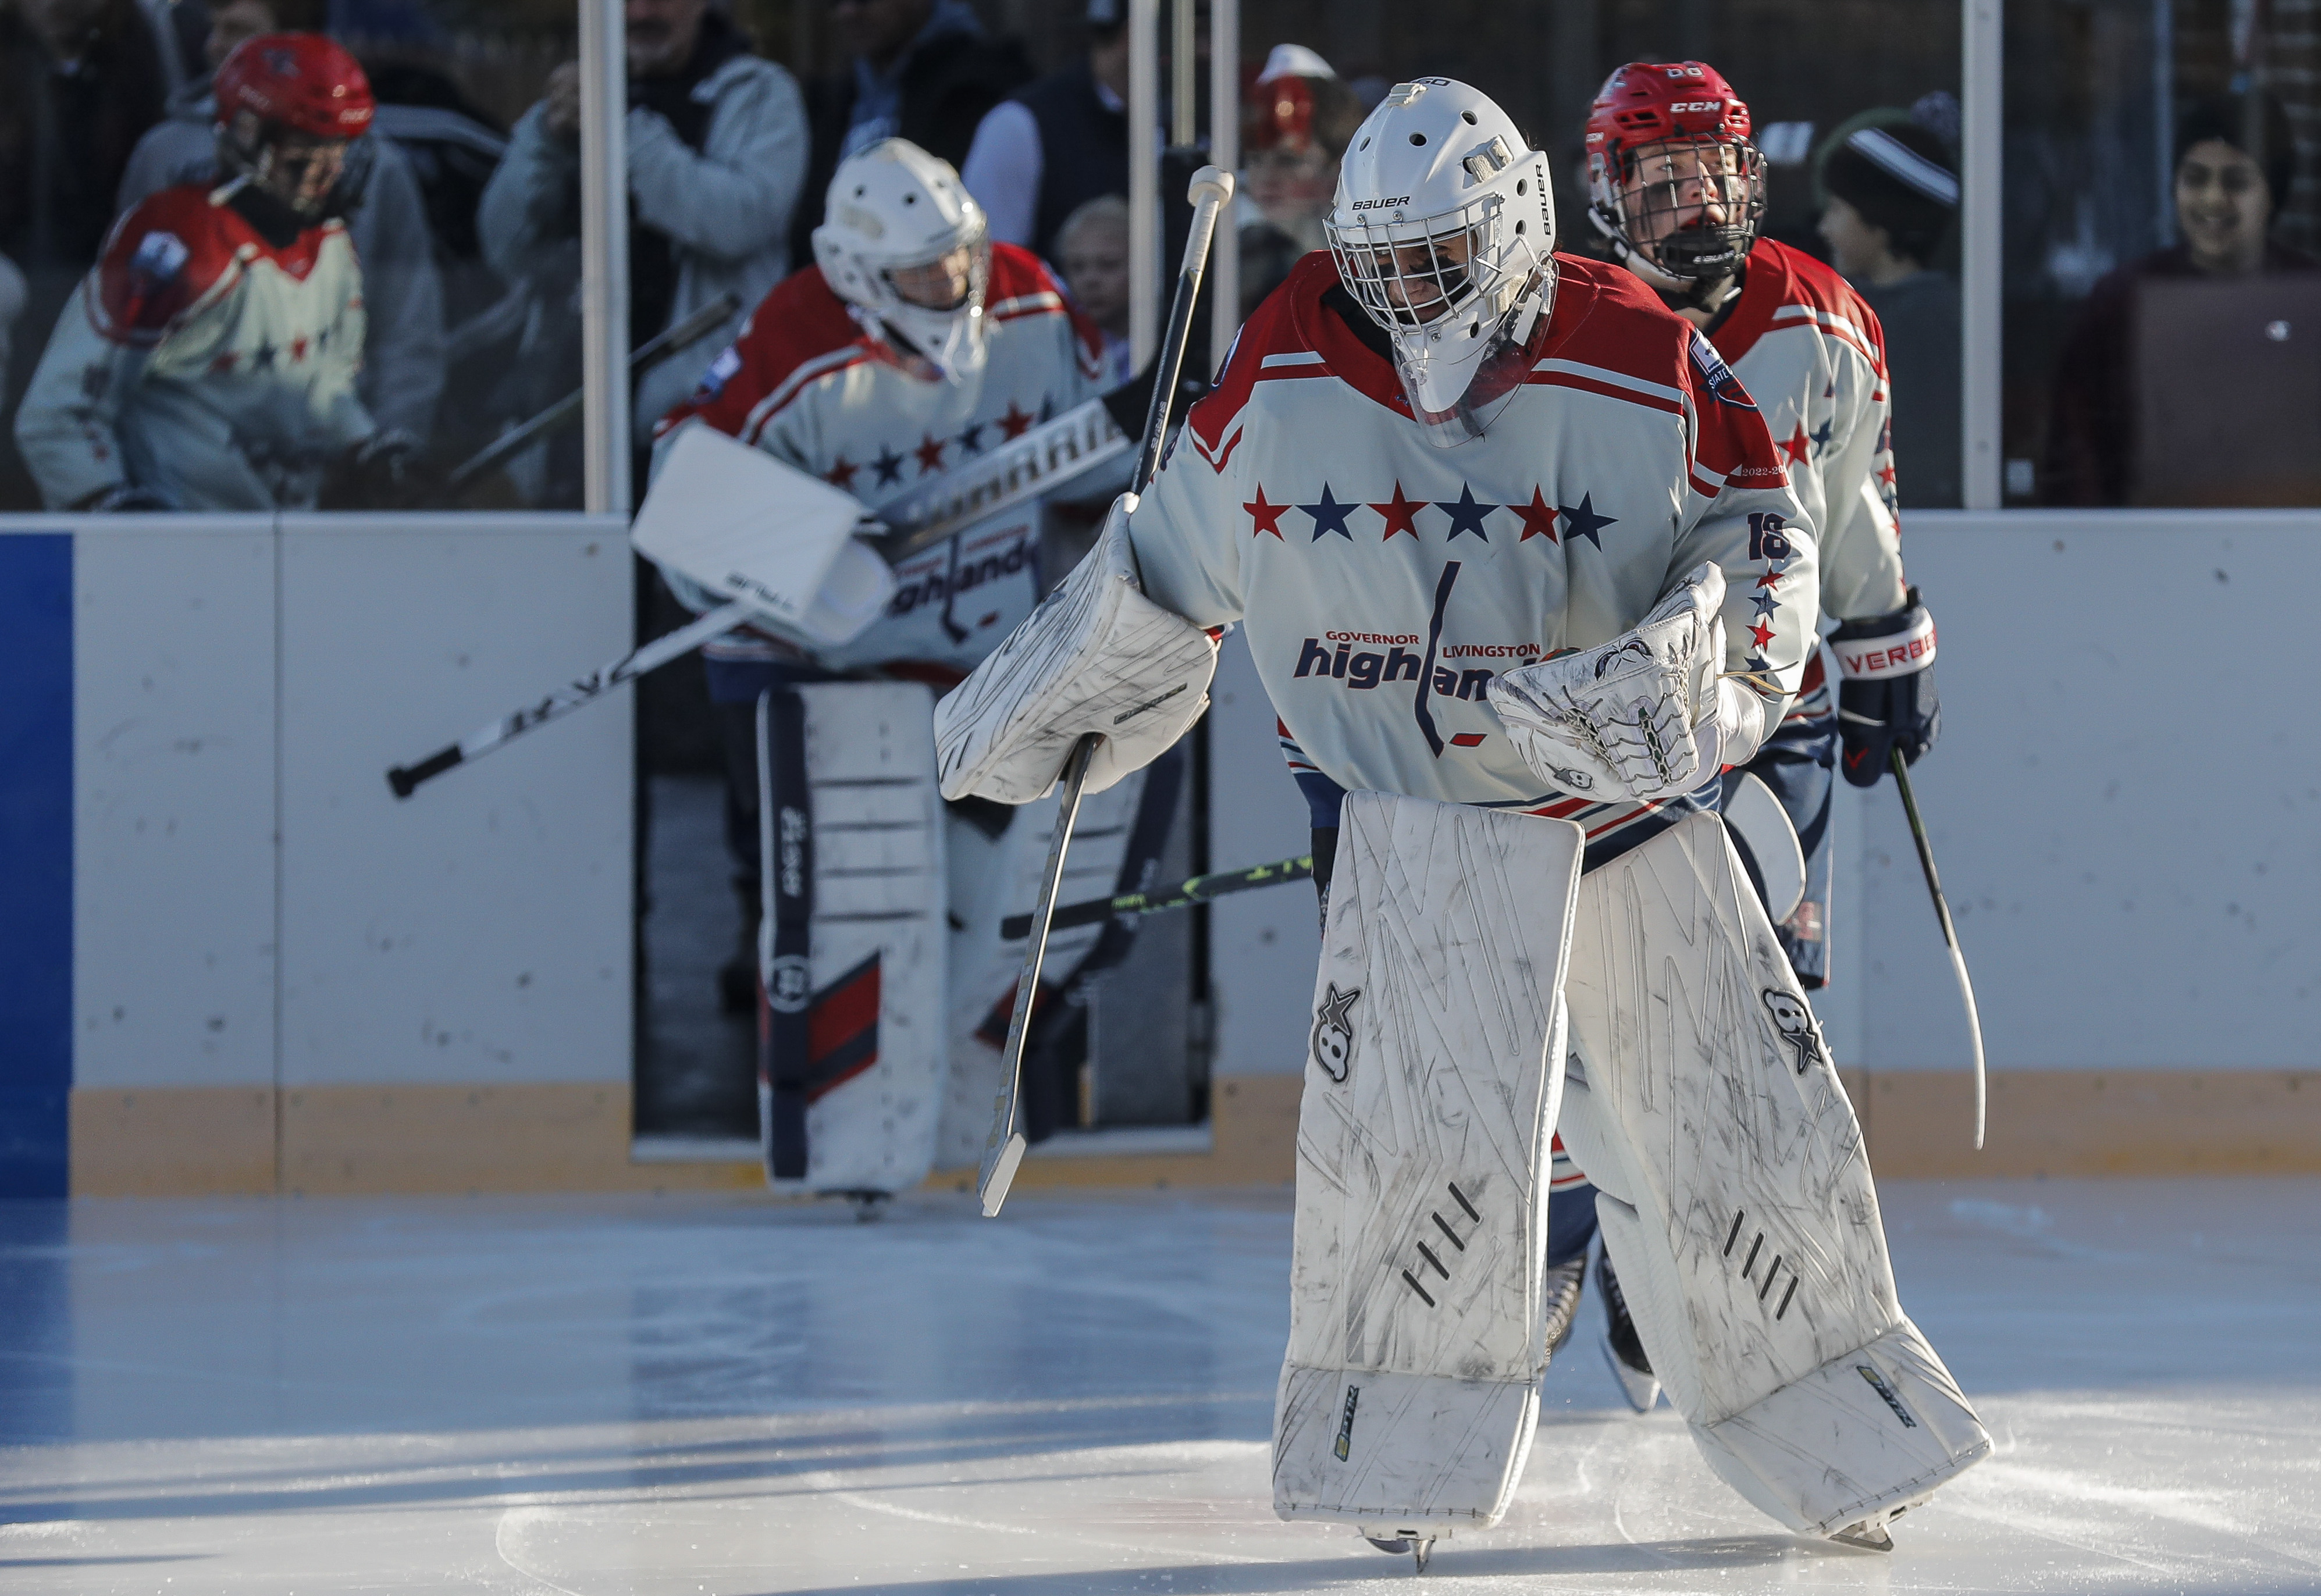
[869,297,988,383]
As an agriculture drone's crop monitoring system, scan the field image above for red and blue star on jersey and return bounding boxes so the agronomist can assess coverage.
[818,397,1050,491]
[1242,481,1618,546]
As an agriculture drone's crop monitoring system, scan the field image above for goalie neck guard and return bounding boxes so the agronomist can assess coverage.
[811,138,992,383]
[1323,78,1556,448]
[1585,60,1766,309]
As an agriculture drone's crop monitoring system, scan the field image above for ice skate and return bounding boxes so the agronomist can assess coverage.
[1363,1533,1434,1572]
[1543,1252,1587,1359]
[1595,1248,1660,1412]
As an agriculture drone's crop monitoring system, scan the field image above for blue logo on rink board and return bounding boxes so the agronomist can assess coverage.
[0,534,73,1198]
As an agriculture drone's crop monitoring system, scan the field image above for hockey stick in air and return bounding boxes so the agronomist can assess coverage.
[999,853,1314,940]
[443,293,743,496]
[978,164,1236,1218]
[1890,748,1988,1150]
[388,397,1133,799]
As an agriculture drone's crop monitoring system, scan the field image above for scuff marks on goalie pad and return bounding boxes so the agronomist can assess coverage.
[757,683,948,1196]
[1275,792,1583,1533]
[1557,811,1989,1535]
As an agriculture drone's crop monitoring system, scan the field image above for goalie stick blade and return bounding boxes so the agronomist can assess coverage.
[387,744,462,799]
[978,1130,1027,1217]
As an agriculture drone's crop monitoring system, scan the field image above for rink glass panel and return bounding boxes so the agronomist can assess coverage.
[0,0,589,514]
[2000,0,2321,508]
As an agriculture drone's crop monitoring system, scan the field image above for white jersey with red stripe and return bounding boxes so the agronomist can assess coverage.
[652,242,1106,674]
[14,181,372,511]
[1131,252,1817,866]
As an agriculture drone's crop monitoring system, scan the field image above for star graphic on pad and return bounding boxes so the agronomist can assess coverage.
[1512,487,1558,542]
[999,401,1035,440]
[1245,486,1288,539]
[1369,482,1425,540]
[914,433,947,473]
[872,446,905,486]
[1436,484,1497,541]
[1557,493,1615,548]
[1779,425,1810,467]
[1300,484,1358,540]
[825,455,859,491]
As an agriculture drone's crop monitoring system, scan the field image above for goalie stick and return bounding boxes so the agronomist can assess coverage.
[388,397,1132,799]
[1891,748,1988,1149]
[998,852,1313,940]
[978,164,1236,1217]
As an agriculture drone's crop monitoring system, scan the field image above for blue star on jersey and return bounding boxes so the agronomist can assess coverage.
[871,445,905,486]
[1436,484,1497,541]
[1300,484,1358,540]
[1558,493,1615,548]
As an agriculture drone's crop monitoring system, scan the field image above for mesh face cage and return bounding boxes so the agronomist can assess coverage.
[1329,194,1526,333]
[1611,136,1767,281]
[879,233,991,315]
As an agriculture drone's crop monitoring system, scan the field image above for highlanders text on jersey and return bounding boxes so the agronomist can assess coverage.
[654,242,1106,674]
[1130,252,1816,865]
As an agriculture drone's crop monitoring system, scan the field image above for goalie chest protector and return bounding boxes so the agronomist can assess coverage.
[757,682,948,1194]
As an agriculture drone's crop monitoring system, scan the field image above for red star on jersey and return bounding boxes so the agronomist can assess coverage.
[208,351,238,373]
[1245,486,1289,539]
[1749,618,1776,650]
[1876,461,1898,490]
[1512,486,1559,542]
[1779,425,1811,467]
[1755,568,1785,590]
[914,432,948,473]
[289,336,309,362]
[998,401,1035,440]
[825,455,859,491]
[1368,482,1424,540]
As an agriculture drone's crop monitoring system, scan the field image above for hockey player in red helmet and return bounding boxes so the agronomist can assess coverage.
[1578,60,1946,1423]
[13,33,421,511]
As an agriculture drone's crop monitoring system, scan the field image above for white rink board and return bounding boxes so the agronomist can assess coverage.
[277,516,633,1086]
[70,522,278,1090]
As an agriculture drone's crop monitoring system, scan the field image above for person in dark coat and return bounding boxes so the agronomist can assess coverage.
[2044,93,2318,506]
[786,0,1029,270]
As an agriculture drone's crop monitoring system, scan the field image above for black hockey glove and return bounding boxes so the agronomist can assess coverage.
[320,430,433,510]
[1831,589,1940,788]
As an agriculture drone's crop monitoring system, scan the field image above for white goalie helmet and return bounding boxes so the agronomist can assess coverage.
[812,138,992,382]
[1325,78,1557,446]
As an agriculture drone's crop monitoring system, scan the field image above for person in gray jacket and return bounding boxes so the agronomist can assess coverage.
[479,0,807,450]
[113,0,448,447]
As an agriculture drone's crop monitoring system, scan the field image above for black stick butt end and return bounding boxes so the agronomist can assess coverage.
[388,744,463,799]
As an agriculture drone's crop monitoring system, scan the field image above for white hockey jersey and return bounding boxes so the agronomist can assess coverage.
[1714,238,1906,624]
[1131,252,1816,865]
[13,181,373,511]
[653,241,1107,675]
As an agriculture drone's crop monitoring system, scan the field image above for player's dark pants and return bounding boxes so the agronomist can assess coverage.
[1743,706,1838,988]
[706,657,839,943]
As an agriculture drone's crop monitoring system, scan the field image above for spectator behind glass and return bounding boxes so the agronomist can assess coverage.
[113,0,449,447]
[789,0,1029,272]
[2045,94,2316,505]
[0,0,171,508]
[1817,119,1961,507]
[13,34,414,511]
[1055,192,1130,384]
[1238,45,1364,316]
[479,0,807,460]
[959,0,1127,265]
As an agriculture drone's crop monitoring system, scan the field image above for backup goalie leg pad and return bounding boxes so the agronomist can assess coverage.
[1274,792,1585,1538]
[1554,811,1989,1536]
[757,683,948,1195]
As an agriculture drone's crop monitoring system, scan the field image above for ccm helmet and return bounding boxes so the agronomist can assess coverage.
[1324,78,1557,446]
[213,34,377,218]
[812,139,991,382]
[1585,60,1765,304]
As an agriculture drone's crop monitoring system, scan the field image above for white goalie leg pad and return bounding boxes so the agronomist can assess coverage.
[931,769,1148,1171]
[934,494,1216,804]
[1555,811,1989,1536]
[757,682,948,1195]
[1275,792,1585,1537]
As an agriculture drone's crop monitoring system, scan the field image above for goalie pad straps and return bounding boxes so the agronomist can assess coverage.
[1555,811,1988,1534]
[759,687,814,1180]
[1275,792,1585,1537]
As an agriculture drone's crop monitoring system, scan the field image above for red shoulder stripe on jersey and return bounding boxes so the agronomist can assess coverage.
[987,242,1108,379]
[90,186,269,344]
[1526,361,1688,416]
[652,265,864,441]
[1710,238,1888,373]
[1680,329,1791,493]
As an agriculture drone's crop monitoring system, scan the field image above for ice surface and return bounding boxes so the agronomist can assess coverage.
[1,1180,2316,1593]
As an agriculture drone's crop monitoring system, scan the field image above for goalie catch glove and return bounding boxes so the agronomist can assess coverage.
[1486,562,1769,803]
[1831,589,1939,788]
[933,493,1216,804]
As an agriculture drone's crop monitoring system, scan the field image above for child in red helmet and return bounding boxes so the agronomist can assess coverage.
[14,33,418,510]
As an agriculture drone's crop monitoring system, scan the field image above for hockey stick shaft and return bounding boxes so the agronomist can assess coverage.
[978,165,1235,1219]
[1891,747,1987,1150]
[446,293,742,493]
[999,852,1313,940]
[387,600,751,797]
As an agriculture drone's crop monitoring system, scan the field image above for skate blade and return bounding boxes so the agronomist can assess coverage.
[1829,1520,1895,1552]
[1362,1533,1435,1572]
[1599,1332,1661,1413]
